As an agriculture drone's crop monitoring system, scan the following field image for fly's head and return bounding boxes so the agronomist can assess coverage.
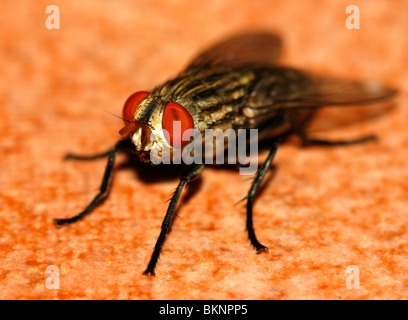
[119,91,195,163]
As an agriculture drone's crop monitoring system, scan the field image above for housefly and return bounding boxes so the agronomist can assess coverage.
[54,32,397,276]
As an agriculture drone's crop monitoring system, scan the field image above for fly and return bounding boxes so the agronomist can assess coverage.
[54,32,397,276]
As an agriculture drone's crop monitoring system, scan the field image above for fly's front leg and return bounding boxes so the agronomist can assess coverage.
[54,139,129,227]
[64,139,133,160]
[143,164,204,276]
[65,150,112,161]
[246,142,279,253]
[289,116,377,146]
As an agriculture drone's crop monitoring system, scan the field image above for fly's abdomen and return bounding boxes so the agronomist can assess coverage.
[242,67,317,138]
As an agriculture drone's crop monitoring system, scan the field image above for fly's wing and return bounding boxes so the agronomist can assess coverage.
[245,68,397,132]
[185,32,282,70]
[303,77,397,131]
[249,74,397,113]
[278,76,397,110]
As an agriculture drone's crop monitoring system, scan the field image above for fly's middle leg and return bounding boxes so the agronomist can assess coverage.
[245,142,279,253]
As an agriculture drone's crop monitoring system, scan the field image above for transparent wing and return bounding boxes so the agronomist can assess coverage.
[246,70,397,131]
[185,32,282,71]
[304,77,397,131]
[254,75,397,112]
[272,76,397,111]
[306,101,396,133]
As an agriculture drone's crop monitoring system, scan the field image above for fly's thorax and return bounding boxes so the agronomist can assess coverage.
[156,66,257,128]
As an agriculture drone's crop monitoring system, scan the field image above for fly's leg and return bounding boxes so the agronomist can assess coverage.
[300,132,377,146]
[289,117,377,146]
[54,140,128,227]
[64,139,133,160]
[143,164,204,276]
[246,142,279,252]
[65,150,112,161]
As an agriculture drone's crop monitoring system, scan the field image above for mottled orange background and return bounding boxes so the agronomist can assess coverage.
[0,0,407,299]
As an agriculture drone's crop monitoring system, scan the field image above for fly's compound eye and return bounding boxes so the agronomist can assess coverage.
[122,91,150,123]
[119,91,150,136]
[162,102,194,148]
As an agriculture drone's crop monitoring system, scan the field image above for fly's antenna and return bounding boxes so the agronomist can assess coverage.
[96,107,131,123]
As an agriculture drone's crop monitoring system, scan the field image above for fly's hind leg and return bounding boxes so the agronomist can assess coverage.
[54,139,129,227]
[299,132,377,147]
[245,142,279,253]
[289,117,377,147]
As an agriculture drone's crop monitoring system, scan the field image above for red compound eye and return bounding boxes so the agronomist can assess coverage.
[162,102,194,147]
[122,91,150,123]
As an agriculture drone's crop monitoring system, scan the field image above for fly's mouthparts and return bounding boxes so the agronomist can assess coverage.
[132,123,158,152]
[118,121,138,136]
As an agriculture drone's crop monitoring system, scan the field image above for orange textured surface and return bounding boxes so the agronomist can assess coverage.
[0,0,407,299]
